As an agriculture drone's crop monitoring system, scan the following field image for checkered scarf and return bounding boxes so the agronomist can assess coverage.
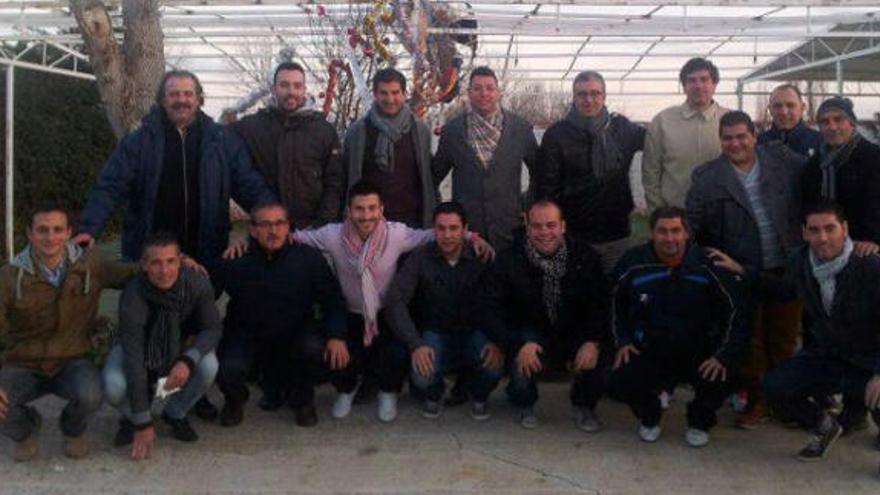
[467,109,504,169]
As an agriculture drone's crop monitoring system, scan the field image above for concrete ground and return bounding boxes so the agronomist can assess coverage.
[1,383,878,495]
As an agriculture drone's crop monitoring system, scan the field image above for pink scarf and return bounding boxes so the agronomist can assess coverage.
[341,216,390,346]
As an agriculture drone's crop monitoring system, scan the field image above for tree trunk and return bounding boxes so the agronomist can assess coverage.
[69,0,164,139]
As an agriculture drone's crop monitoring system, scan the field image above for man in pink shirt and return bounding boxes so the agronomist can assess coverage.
[294,180,492,422]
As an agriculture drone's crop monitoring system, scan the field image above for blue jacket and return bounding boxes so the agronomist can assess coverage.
[758,121,822,161]
[611,242,748,368]
[79,106,274,262]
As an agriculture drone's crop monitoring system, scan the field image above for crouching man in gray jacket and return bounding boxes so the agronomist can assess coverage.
[103,232,222,461]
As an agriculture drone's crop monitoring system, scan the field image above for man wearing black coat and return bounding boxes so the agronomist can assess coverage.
[214,201,347,427]
[231,62,344,229]
[483,200,610,431]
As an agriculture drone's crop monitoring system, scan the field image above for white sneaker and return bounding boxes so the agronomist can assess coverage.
[638,423,662,443]
[685,428,710,448]
[332,392,356,419]
[377,392,398,422]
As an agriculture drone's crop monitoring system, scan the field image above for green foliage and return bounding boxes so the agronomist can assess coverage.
[0,45,116,259]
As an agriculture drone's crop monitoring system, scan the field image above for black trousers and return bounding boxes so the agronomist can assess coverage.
[330,312,409,394]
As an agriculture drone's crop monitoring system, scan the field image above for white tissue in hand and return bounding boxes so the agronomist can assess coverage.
[155,377,181,399]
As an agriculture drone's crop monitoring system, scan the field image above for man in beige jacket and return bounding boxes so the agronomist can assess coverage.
[642,58,730,211]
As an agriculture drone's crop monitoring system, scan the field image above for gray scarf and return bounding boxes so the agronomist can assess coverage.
[367,104,414,173]
[140,273,187,372]
[819,134,861,200]
[565,105,623,180]
[809,236,853,315]
[525,240,568,325]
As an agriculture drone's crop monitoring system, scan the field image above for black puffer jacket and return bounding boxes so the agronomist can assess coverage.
[481,236,610,353]
[232,107,344,228]
[535,114,645,243]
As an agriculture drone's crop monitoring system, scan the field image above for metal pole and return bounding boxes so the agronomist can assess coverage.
[835,60,843,95]
[736,79,744,110]
[5,63,13,261]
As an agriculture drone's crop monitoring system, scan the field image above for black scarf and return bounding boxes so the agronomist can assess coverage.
[565,105,623,180]
[820,133,861,200]
[525,240,568,326]
[140,273,187,372]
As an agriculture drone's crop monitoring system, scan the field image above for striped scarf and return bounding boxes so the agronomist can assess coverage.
[342,216,390,346]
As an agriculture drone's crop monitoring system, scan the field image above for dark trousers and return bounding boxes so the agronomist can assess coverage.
[410,331,503,402]
[0,359,102,441]
[610,350,730,431]
[331,312,409,394]
[506,336,605,409]
[764,352,880,431]
[217,330,326,408]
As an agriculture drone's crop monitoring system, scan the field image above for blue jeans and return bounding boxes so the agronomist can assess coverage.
[0,359,102,441]
[102,345,218,421]
[409,331,502,403]
[764,352,880,431]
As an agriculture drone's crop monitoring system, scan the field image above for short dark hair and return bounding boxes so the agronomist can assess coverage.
[348,180,384,205]
[372,68,407,93]
[572,70,606,92]
[770,83,803,102]
[273,62,306,85]
[469,66,498,86]
[141,232,181,260]
[679,58,719,86]
[432,201,468,226]
[804,199,847,225]
[527,199,565,221]
[250,200,289,222]
[27,203,69,228]
[649,206,689,231]
[155,70,205,106]
[719,110,756,136]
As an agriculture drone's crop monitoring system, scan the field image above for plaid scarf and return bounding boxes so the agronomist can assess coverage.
[467,109,504,169]
[341,216,390,346]
[525,239,568,326]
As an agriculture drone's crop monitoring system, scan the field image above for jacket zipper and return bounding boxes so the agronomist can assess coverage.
[179,128,189,246]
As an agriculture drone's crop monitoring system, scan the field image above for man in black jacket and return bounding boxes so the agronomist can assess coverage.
[103,233,222,462]
[610,206,746,447]
[535,70,646,274]
[214,201,347,427]
[483,200,610,431]
[763,201,880,462]
[385,202,503,420]
[231,62,344,229]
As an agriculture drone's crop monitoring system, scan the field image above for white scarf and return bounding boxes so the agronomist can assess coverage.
[809,236,854,315]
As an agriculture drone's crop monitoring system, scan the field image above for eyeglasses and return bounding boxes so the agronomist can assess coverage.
[574,90,605,100]
[252,219,289,229]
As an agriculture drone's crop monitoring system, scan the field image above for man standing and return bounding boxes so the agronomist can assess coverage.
[385,202,504,420]
[642,58,729,211]
[610,207,746,447]
[342,68,435,228]
[0,205,137,461]
[231,62,344,228]
[686,111,804,428]
[758,84,822,160]
[103,233,222,461]
[801,96,880,258]
[764,201,880,461]
[483,200,609,431]
[433,66,539,251]
[215,201,347,427]
[75,70,273,266]
[535,70,646,274]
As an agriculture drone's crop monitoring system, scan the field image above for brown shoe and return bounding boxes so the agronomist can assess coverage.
[735,404,770,430]
[63,435,91,459]
[13,412,42,463]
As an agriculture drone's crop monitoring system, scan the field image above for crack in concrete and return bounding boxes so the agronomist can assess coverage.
[466,446,597,494]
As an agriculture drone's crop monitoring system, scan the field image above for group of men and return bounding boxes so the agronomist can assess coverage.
[0,56,878,475]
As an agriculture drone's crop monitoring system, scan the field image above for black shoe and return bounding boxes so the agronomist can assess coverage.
[294,404,319,427]
[220,401,244,427]
[114,419,135,447]
[797,417,842,462]
[259,391,284,411]
[837,405,868,436]
[162,413,199,442]
[193,397,219,422]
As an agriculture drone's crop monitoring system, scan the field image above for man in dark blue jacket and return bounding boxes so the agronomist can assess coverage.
[758,84,822,160]
[610,206,747,447]
[75,70,273,268]
[214,201,347,427]
[483,200,610,431]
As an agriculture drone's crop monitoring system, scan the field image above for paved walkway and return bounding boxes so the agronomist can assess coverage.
[1,383,878,494]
